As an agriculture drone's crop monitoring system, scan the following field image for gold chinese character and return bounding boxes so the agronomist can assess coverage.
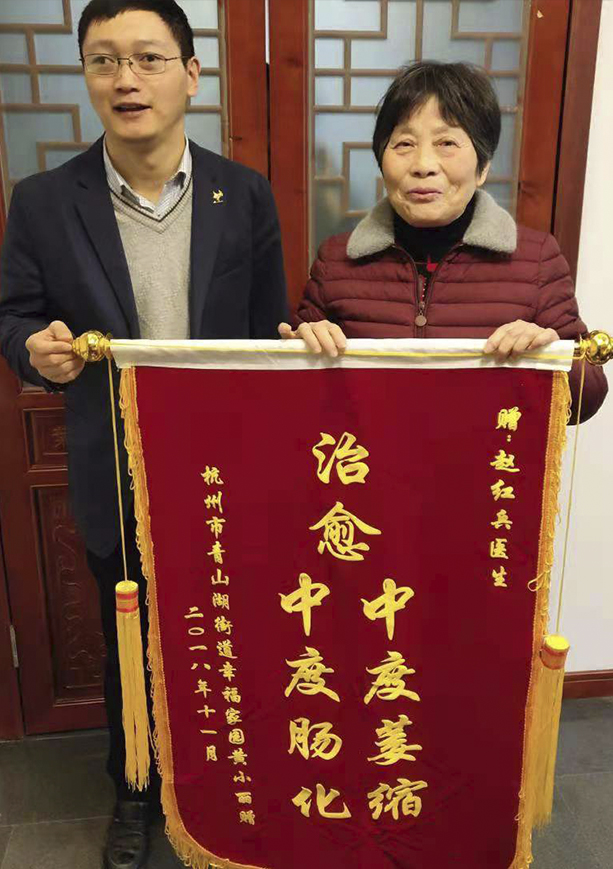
[229,748,248,766]
[195,680,211,698]
[234,770,251,784]
[200,729,217,735]
[491,479,515,501]
[312,432,370,485]
[496,407,522,432]
[220,661,237,681]
[368,715,422,766]
[188,626,205,636]
[215,616,233,635]
[189,645,208,652]
[285,647,340,703]
[280,573,331,636]
[223,686,241,703]
[206,516,226,539]
[208,541,226,564]
[362,578,414,641]
[490,450,520,473]
[191,662,211,671]
[492,566,508,588]
[368,779,428,820]
[491,509,513,530]
[292,784,351,819]
[364,652,421,705]
[226,707,242,725]
[239,810,255,825]
[490,538,509,560]
[211,569,230,585]
[229,728,245,745]
[289,718,343,761]
[197,705,215,718]
[205,745,218,762]
[310,501,381,562]
[205,491,223,513]
[212,593,230,610]
[292,787,312,818]
[184,606,204,620]
[236,792,252,805]
[217,639,237,659]
[201,467,224,485]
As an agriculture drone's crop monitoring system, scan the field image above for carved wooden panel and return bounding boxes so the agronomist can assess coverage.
[35,485,105,701]
[24,408,67,468]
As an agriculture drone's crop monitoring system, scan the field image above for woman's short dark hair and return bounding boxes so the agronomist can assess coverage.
[373,61,501,175]
[78,0,195,63]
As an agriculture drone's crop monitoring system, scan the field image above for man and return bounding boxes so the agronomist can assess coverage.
[0,1,287,867]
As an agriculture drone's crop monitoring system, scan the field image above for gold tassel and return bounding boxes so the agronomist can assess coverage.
[529,634,570,829]
[116,579,151,791]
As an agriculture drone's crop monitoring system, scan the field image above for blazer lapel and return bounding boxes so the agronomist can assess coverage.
[73,140,140,337]
[189,144,225,337]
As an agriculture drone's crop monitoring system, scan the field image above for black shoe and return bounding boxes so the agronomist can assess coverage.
[103,801,150,869]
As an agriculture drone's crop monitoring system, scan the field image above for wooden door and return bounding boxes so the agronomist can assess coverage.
[0,0,268,738]
[268,0,598,311]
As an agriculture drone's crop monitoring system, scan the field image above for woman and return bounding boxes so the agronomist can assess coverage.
[279,61,607,421]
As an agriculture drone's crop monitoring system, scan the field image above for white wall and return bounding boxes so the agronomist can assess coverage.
[549,0,613,671]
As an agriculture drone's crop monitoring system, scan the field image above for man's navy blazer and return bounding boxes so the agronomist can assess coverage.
[0,138,289,557]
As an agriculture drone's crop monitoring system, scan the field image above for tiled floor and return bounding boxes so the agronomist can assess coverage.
[0,697,611,868]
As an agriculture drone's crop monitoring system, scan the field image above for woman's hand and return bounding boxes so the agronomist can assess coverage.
[278,320,347,358]
[484,321,559,359]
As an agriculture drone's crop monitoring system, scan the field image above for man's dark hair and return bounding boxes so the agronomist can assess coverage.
[78,0,195,63]
[373,61,501,175]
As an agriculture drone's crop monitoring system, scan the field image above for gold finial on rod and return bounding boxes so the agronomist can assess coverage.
[574,330,613,366]
[72,331,112,362]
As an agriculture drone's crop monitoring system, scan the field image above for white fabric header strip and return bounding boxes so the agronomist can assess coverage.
[110,338,575,372]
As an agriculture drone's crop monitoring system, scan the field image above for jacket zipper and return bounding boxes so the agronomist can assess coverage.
[415,275,427,330]
[391,244,421,336]
[392,242,464,337]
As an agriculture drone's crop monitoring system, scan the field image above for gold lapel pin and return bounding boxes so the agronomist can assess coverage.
[213,189,224,204]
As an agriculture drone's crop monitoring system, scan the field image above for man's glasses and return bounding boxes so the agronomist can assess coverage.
[82,53,191,76]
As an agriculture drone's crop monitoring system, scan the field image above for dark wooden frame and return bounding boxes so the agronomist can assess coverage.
[553,0,603,279]
[516,0,572,231]
[268,0,310,313]
[226,0,269,176]
[518,0,603,276]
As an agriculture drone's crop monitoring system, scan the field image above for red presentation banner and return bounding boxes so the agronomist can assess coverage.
[120,364,568,869]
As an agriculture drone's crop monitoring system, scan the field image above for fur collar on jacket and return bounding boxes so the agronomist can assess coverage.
[346,189,517,259]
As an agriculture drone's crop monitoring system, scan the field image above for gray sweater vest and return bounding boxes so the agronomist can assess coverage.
[111,181,193,339]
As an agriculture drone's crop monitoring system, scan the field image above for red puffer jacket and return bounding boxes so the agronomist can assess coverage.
[297,190,607,422]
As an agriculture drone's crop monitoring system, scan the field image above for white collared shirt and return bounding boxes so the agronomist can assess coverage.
[103,135,193,220]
